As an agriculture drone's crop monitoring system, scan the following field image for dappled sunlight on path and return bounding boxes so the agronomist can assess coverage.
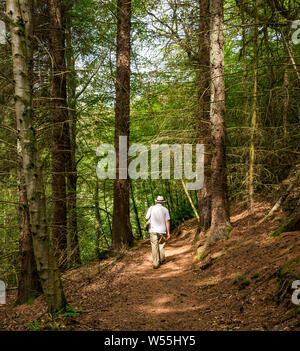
[68,225,207,331]
[1,204,300,331]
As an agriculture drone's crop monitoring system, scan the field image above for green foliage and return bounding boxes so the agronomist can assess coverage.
[233,274,251,289]
[24,304,82,330]
[60,304,82,318]
[25,319,63,331]
[25,320,40,331]
[199,253,225,269]
[24,293,37,306]
[251,272,259,280]
[1,0,300,289]
[239,279,251,289]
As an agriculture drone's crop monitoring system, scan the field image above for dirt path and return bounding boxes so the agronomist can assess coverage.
[69,228,204,331]
[1,202,299,331]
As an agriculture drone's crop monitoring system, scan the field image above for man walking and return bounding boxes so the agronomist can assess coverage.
[145,196,171,269]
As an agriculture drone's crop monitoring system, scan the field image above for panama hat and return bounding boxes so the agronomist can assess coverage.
[155,195,166,203]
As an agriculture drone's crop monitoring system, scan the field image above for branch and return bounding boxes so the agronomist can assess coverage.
[75,50,108,100]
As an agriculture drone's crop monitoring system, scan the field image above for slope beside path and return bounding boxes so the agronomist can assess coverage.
[1,202,299,330]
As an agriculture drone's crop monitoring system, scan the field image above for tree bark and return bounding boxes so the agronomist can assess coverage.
[7,0,66,313]
[282,65,289,141]
[249,2,258,210]
[16,165,41,305]
[14,0,41,305]
[112,0,134,250]
[197,0,212,231]
[65,5,80,267]
[94,178,102,258]
[49,0,69,269]
[207,0,230,243]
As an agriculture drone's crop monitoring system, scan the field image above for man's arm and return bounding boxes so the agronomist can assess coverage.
[166,220,170,239]
[145,207,151,221]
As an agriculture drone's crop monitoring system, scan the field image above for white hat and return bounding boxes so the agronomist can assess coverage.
[155,195,166,203]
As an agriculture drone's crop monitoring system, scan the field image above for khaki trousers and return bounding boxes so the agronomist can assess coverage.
[150,232,167,268]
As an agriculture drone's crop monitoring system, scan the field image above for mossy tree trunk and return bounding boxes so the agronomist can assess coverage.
[16,164,41,305]
[7,0,66,314]
[14,0,41,305]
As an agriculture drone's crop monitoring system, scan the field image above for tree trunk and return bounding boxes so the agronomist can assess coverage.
[14,0,41,305]
[65,5,80,267]
[103,180,112,238]
[94,178,102,258]
[49,0,69,269]
[130,180,142,238]
[7,0,66,313]
[197,0,212,231]
[207,0,230,243]
[249,2,258,210]
[239,4,249,199]
[16,165,41,305]
[282,65,289,141]
[112,0,134,250]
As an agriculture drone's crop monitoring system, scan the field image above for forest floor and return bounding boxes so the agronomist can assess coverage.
[1,201,300,331]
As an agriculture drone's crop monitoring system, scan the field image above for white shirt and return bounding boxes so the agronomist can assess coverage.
[146,204,170,234]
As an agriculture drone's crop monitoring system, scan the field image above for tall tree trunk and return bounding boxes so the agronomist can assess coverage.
[197,0,211,231]
[65,5,80,267]
[49,0,69,269]
[14,0,41,305]
[16,164,41,305]
[249,2,258,210]
[112,0,134,250]
[207,0,230,243]
[7,0,66,313]
[239,4,249,199]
